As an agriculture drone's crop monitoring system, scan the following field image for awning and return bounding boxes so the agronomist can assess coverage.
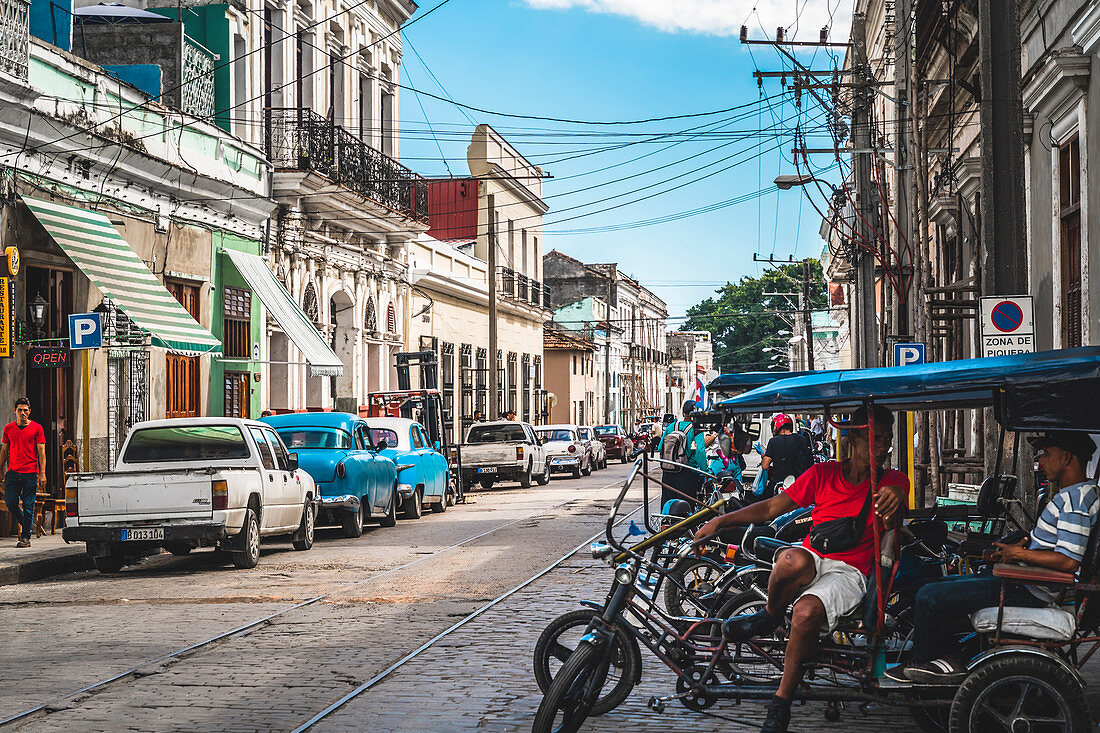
[222,249,343,377]
[21,196,221,356]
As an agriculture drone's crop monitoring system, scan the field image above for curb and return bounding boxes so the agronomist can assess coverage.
[0,548,93,586]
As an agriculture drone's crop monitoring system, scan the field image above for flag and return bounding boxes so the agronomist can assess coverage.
[694,368,709,411]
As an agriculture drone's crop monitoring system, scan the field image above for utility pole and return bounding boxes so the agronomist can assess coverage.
[851,12,879,368]
[604,276,612,423]
[894,0,913,339]
[801,258,816,370]
[977,0,1027,295]
[977,0,1028,498]
[487,192,498,416]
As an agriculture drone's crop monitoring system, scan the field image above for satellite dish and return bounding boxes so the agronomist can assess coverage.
[547,392,558,409]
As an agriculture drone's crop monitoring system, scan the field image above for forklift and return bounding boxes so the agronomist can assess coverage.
[362,350,465,504]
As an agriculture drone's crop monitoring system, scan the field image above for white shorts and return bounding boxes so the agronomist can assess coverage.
[795,551,868,632]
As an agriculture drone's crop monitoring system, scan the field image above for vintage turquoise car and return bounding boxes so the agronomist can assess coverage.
[260,413,398,538]
[365,417,450,518]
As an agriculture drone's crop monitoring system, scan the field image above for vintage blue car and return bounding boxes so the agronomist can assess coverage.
[364,417,450,518]
[260,413,398,538]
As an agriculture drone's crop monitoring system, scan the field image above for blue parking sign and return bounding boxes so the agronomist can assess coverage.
[68,313,103,350]
[892,342,925,367]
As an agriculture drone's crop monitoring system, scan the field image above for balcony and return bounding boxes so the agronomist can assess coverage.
[0,0,29,80]
[266,108,428,224]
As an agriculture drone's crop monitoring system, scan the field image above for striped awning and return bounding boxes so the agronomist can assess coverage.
[21,196,221,356]
[223,249,343,377]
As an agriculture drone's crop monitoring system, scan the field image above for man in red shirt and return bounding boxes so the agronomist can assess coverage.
[2,397,47,547]
[694,405,908,733]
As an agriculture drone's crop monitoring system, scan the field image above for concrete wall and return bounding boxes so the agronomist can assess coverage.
[78,24,185,109]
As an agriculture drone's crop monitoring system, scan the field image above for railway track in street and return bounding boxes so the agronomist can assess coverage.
[2,473,641,729]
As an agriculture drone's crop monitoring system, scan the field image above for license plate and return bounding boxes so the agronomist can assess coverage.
[478,467,497,474]
[553,458,571,464]
[122,528,165,541]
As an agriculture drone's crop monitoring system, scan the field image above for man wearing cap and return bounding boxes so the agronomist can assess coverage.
[890,431,1099,683]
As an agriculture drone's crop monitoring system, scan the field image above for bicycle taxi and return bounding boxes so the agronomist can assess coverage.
[532,346,1100,733]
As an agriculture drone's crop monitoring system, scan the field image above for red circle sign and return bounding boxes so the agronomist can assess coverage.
[990,301,1024,333]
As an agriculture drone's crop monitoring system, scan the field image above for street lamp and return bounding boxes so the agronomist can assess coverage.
[30,292,47,337]
[774,173,824,190]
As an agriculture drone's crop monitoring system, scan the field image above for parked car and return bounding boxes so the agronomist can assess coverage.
[536,425,593,479]
[63,418,318,573]
[577,426,607,470]
[261,413,398,538]
[364,416,450,518]
[594,424,634,463]
[460,420,549,489]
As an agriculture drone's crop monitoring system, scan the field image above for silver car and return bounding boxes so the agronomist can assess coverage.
[577,426,607,470]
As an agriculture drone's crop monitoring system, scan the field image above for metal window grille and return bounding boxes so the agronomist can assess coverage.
[107,349,149,468]
[496,350,504,415]
[475,347,487,416]
[181,38,216,118]
[441,342,455,441]
[0,0,28,80]
[364,296,377,333]
[521,354,531,422]
[507,352,517,413]
[460,344,473,432]
[302,282,319,326]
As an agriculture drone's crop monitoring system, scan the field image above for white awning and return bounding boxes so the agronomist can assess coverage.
[222,249,343,377]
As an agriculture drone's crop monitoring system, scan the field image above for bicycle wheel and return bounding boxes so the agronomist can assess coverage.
[533,609,639,715]
[532,640,609,733]
[663,555,726,618]
[715,590,784,683]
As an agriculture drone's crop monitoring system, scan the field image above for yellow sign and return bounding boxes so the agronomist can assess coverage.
[4,247,19,277]
[0,277,11,358]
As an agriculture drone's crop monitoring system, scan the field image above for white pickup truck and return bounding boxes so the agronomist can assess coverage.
[63,418,319,573]
[459,420,549,490]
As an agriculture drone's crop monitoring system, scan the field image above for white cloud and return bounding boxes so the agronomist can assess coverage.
[523,0,852,42]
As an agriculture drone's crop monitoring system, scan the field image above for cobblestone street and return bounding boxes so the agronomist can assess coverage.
[2,463,1096,732]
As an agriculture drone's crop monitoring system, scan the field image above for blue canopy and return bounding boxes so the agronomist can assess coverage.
[707,370,842,395]
[716,347,1100,432]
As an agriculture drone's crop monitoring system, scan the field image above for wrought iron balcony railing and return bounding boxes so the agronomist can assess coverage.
[498,266,515,297]
[0,0,29,80]
[266,108,428,224]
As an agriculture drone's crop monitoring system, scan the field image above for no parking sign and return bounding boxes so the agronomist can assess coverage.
[980,296,1034,357]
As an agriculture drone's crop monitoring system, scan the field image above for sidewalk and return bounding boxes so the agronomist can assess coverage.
[0,530,91,586]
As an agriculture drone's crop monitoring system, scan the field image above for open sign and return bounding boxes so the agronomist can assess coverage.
[29,346,70,368]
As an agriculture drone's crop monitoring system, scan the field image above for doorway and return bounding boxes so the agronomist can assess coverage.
[23,266,73,491]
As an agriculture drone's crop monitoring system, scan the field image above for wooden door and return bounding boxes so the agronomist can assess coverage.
[166,281,200,418]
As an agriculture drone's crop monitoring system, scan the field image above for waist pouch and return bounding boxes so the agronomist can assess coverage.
[808,486,873,555]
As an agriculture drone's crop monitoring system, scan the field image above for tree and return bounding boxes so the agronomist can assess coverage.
[681,260,828,373]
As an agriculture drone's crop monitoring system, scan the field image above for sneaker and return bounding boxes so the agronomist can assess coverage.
[906,658,967,684]
[16,538,30,548]
[723,609,780,642]
[760,695,792,733]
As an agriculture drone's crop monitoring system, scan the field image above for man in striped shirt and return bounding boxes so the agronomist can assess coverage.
[889,431,1098,683]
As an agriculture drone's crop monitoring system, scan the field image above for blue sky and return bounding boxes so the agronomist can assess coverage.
[399,0,852,319]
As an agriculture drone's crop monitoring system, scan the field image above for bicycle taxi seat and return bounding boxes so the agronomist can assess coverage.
[969,517,1100,643]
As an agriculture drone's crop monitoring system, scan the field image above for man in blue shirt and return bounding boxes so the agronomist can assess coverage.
[658,400,709,507]
[889,431,1099,683]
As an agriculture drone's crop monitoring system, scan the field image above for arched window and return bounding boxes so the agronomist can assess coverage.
[386,302,397,333]
[303,282,319,326]
[364,296,377,332]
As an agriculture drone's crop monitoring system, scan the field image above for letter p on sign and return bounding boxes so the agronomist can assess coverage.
[68,313,103,350]
[893,342,925,367]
